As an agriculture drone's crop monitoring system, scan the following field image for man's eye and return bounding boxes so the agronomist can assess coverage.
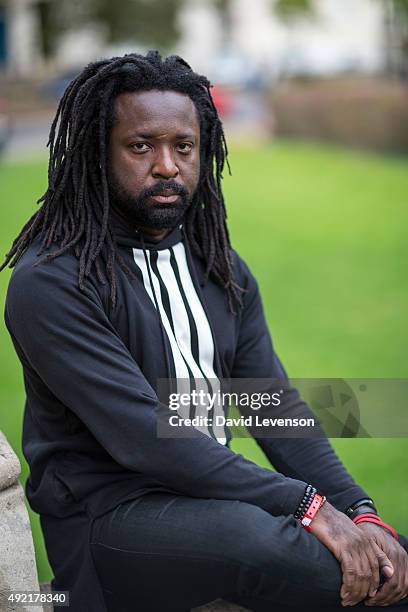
[132,143,150,152]
[177,143,193,153]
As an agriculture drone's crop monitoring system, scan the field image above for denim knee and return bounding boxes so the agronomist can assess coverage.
[216,501,295,569]
[220,500,342,598]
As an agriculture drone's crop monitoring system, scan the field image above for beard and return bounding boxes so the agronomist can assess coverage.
[107,171,193,231]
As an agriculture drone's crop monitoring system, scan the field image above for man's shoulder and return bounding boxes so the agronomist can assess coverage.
[229,247,258,290]
[8,235,79,285]
[4,236,108,337]
[5,235,101,313]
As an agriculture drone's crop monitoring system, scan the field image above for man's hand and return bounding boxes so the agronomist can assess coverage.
[309,501,393,607]
[356,522,408,606]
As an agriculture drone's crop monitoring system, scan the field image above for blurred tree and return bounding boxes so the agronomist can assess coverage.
[93,0,182,49]
[383,0,408,78]
[393,0,408,13]
[35,0,96,58]
[36,1,55,59]
[273,0,314,19]
[213,0,233,45]
[213,0,314,35]
[35,0,182,59]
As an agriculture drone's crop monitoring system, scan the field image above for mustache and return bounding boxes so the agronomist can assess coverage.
[139,181,189,200]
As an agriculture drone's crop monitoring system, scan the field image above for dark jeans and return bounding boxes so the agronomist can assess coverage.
[89,492,408,612]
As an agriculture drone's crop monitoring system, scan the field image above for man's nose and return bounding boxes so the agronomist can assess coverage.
[151,147,179,179]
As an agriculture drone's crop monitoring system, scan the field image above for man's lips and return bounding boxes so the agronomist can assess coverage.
[150,193,180,204]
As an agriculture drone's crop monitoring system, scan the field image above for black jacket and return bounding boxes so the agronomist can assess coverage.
[4,207,369,610]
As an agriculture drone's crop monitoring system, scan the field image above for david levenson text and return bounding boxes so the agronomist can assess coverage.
[168,415,315,428]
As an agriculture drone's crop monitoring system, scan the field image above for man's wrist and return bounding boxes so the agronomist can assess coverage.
[348,504,379,521]
[345,497,377,520]
[352,513,398,541]
[357,521,392,536]
[299,493,326,531]
[344,498,399,540]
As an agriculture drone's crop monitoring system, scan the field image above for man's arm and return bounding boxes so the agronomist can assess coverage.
[230,253,371,513]
[229,253,400,605]
[5,250,308,518]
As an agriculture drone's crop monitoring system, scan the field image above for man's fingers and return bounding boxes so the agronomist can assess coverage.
[364,575,399,606]
[340,551,359,605]
[402,555,408,601]
[365,543,380,598]
[358,551,375,605]
[365,549,407,607]
[340,550,371,606]
[373,542,394,579]
[391,551,408,606]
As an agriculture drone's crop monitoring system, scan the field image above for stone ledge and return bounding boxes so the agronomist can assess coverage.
[0,430,21,491]
[0,432,40,611]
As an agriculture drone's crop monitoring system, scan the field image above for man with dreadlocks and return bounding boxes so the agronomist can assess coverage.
[2,51,408,612]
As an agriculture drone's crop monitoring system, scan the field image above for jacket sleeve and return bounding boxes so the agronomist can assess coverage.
[5,252,308,518]
[230,253,371,513]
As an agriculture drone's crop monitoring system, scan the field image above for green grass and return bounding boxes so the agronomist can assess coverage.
[0,141,407,583]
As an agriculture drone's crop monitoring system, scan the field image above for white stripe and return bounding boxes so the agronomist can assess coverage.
[172,243,217,379]
[132,249,191,418]
[172,243,227,444]
[156,250,207,379]
[133,244,227,444]
[155,250,217,436]
[132,248,210,437]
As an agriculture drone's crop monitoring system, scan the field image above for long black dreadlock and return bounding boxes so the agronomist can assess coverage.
[0,50,246,313]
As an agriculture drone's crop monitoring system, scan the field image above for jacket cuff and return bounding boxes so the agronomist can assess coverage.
[280,478,309,517]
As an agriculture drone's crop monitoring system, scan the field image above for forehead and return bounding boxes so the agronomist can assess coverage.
[112,90,200,135]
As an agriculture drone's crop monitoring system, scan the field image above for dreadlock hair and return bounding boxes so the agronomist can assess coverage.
[0,50,246,314]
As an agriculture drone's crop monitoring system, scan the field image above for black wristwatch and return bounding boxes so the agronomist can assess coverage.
[345,498,378,521]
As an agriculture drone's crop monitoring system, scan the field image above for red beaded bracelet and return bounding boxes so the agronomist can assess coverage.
[352,512,398,541]
[299,493,326,531]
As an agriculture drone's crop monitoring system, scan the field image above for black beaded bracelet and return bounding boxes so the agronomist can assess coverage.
[295,488,317,520]
[294,484,317,519]
[296,492,313,516]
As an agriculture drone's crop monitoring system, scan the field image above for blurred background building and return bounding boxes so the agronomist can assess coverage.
[1,0,407,78]
[1,0,408,158]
